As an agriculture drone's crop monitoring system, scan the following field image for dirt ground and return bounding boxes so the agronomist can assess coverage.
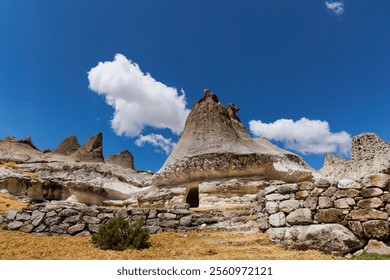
[0,193,343,260]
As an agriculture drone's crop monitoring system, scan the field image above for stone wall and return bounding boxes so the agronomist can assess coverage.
[1,172,389,255]
[321,133,390,180]
[257,174,390,241]
[0,201,259,236]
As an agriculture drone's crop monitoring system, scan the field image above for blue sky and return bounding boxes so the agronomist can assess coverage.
[0,1,389,172]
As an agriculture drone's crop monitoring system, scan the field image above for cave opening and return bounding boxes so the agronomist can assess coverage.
[186,187,199,208]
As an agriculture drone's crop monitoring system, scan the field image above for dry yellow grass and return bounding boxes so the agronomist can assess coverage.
[0,161,42,181]
[0,193,29,214]
[0,192,344,260]
[0,229,344,260]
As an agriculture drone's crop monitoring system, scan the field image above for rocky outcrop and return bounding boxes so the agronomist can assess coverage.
[321,133,390,180]
[17,136,40,150]
[0,132,150,206]
[52,135,81,156]
[105,150,134,169]
[267,224,364,255]
[0,137,46,163]
[362,239,390,255]
[72,133,104,163]
[6,162,153,205]
[153,90,312,188]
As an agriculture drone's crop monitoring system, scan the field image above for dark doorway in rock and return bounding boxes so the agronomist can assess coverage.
[186,187,199,208]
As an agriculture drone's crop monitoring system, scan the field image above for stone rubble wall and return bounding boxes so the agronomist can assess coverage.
[1,172,389,255]
[0,201,258,236]
[321,133,390,180]
[256,174,390,241]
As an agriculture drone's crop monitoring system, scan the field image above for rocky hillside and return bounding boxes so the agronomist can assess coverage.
[0,133,152,206]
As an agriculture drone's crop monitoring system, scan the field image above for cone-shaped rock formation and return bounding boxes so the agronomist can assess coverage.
[52,134,81,156]
[72,132,104,163]
[153,90,312,187]
[106,150,135,169]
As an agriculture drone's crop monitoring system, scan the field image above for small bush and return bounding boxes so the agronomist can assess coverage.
[92,216,150,250]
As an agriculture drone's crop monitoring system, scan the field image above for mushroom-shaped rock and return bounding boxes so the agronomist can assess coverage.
[72,132,104,163]
[152,89,313,187]
[52,134,81,156]
[105,150,135,169]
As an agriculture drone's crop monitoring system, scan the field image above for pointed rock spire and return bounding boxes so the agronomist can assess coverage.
[72,132,104,163]
[153,89,312,187]
[52,134,81,156]
[105,150,135,169]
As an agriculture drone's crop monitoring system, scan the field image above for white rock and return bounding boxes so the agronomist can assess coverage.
[362,173,390,189]
[364,239,390,255]
[334,198,355,209]
[265,201,279,214]
[269,212,286,227]
[279,200,300,213]
[338,179,362,189]
[286,208,312,225]
[265,193,290,201]
[267,224,364,255]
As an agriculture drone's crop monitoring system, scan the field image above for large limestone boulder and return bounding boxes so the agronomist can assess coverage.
[72,133,104,163]
[153,90,312,187]
[321,133,390,180]
[105,150,135,169]
[267,224,364,255]
[52,134,81,156]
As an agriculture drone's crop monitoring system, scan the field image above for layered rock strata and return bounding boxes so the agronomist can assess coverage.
[153,90,313,188]
[0,133,148,205]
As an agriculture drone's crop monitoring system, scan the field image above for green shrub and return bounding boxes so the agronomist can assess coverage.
[92,216,150,250]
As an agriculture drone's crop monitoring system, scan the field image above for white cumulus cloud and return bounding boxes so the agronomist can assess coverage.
[325,1,345,15]
[88,54,190,137]
[249,117,351,156]
[135,134,175,154]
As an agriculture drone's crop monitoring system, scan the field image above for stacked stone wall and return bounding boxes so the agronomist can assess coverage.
[1,172,389,254]
[256,174,390,240]
[0,201,259,236]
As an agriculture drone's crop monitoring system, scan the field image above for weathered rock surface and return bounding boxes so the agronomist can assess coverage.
[267,224,364,255]
[105,150,135,169]
[153,90,313,187]
[361,220,389,240]
[72,133,104,163]
[363,239,390,255]
[321,133,390,180]
[0,132,151,206]
[52,135,81,156]
[0,136,46,163]
[286,208,312,225]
